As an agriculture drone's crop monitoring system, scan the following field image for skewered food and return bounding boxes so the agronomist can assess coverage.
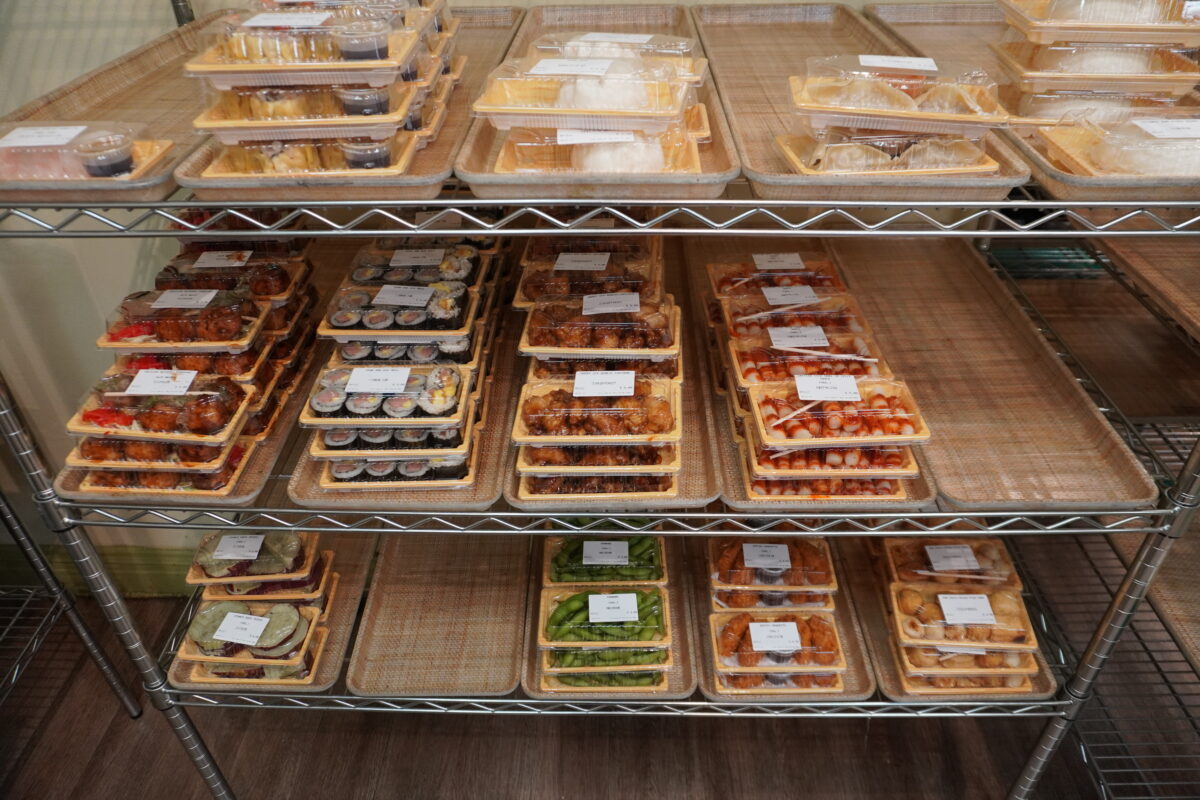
[527,475,673,495]
[756,387,917,440]
[521,261,659,301]
[754,445,907,472]
[527,301,673,349]
[733,336,884,381]
[885,537,1021,586]
[520,381,674,436]
[750,477,903,497]
[525,445,674,467]
[531,356,679,378]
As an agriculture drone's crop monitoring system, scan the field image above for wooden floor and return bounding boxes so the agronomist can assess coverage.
[0,597,1098,800]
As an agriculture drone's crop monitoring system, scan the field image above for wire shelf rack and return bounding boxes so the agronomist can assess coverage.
[0,587,64,706]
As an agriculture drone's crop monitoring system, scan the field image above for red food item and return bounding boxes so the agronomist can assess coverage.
[129,355,169,371]
[82,408,134,428]
[109,322,156,342]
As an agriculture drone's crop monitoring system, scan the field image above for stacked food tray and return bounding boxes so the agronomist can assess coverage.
[302,237,501,492]
[507,235,687,504]
[175,532,337,686]
[535,535,675,694]
[700,241,931,508]
[873,536,1047,696]
[181,0,465,187]
[60,241,316,500]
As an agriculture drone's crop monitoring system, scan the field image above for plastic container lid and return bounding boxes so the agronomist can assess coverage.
[748,378,929,448]
[1041,116,1200,176]
[1013,89,1192,124]
[524,296,676,354]
[304,363,465,424]
[890,583,1038,651]
[897,645,1038,677]
[529,355,680,380]
[708,537,836,590]
[992,40,1200,95]
[203,131,417,176]
[777,128,997,176]
[515,378,679,443]
[526,32,707,82]
[157,253,306,303]
[519,257,662,305]
[496,121,704,175]
[101,289,264,349]
[522,235,661,270]
[0,122,154,181]
[883,537,1022,587]
[720,294,872,340]
[541,586,669,645]
[728,333,891,385]
[705,248,844,298]
[347,243,482,287]
[545,535,666,583]
[996,0,1200,45]
[709,610,845,673]
[74,374,250,442]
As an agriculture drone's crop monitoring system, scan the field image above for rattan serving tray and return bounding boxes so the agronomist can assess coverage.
[692,4,1029,200]
[1095,237,1200,344]
[347,534,529,697]
[863,3,1010,83]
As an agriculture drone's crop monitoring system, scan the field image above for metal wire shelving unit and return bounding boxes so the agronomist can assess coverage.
[2,183,1199,800]
[0,586,62,706]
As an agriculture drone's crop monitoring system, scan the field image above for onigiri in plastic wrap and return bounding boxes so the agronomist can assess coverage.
[571,140,666,173]
[1090,119,1200,175]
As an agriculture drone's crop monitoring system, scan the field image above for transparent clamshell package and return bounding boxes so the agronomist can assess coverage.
[776,127,999,177]
[321,445,475,486]
[157,254,307,304]
[727,333,891,385]
[0,121,171,181]
[303,363,466,426]
[69,373,251,444]
[523,296,677,355]
[748,438,918,479]
[995,0,1200,45]
[1014,89,1192,124]
[544,535,666,583]
[75,442,252,496]
[884,537,1021,587]
[112,339,273,386]
[346,242,484,288]
[513,378,680,445]
[544,647,669,672]
[1038,116,1200,176]
[522,235,661,270]
[331,329,480,368]
[99,289,265,350]
[791,55,1008,136]
[69,433,242,473]
[749,378,930,449]
[889,583,1039,651]
[716,671,843,693]
[746,474,908,502]
[526,32,707,82]
[517,255,662,307]
[520,443,679,473]
[540,586,670,646]
[530,356,679,380]
[522,474,676,498]
[709,610,845,673]
[473,57,696,132]
[312,414,473,455]
[898,644,1039,676]
[705,249,844,298]
[708,537,837,591]
[202,131,420,177]
[712,588,834,611]
[322,282,479,339]
[991,40,1200,96]
[720,294,872,340]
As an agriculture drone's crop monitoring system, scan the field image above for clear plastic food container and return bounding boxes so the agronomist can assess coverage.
[521,235,661,270]
[717,671,843,693]
[76,442,252,496]
[522,474,676,499]
[320,282,480,341]
[1037,116,1200,176]
[996,0,1200,45]
[529,355,680,380]
[311,412,474,456]
[898,644,1039,676]
[517,256,663,307]
[713,586,834,611]
[708,537,837,591]
[112,339,273,386]
[544,535,666,584]
[473,57,696,132]
[69,373,251,443]
[710,610,845,673]
[527,31,702,63]
[374,231,501,254]
[519,444,679,474]
[544,646,670,672]
[1014,89,1191,124]
[320,445,475,487]
[705,249,844,298]
[539,586,670,647]
[301,363,466,426]
[98,290,266,352]
[883,537,1022,587]
[202,131,421,176]
[68,433,242,473]
[190,531,311,580]
[992,40,1200,95]
[331,324,482,367]
[157,253,308,304]
[720,294,871,340]
[727,334,891,386]
[747,474,908,501]
[749,378,930,448]
[749,440,919,479]
[889,583,1038,651]
[179,599,319,664]
[522,296,678,357]
[0,121,171,181]
[791,55,1008,136]
[776,128,998,176]
[541,671,666,691]
[513,378,681,445]
[346,242,485,289]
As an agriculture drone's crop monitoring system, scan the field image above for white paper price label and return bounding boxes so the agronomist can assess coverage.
[742,543,791,569]
[1131,118,1200,139]
[752,252,806,271]
[415,210,461,228]
[587,593,639,623]
[390,248,446,267]
[749,621,802,652]
[794,374,861,402]
[924,544,981,573]
[151,289,217,309]
[761,285,820,307]
[345,366,411,393]
[577,32,654,44]
[212,534,264,561]
[192,250,251,269]
[1185,0,1200,18]
[0,125,88,148]
[556,129,636,145]
[938,594,997,626]
[582,540,630,565]
[582,292,640,315]
[242,11,332,27]
[554,252,611,271]
[936,645,988,656]
[125,369,197,396]
[374,285,434,307]
[768,325,829,349]
[573,370,635,397]
[858,54,938,73]
[529,58,613,76]
[213,612,271,646]
[577,218,615,228]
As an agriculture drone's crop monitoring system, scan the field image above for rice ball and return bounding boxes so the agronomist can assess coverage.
[572,141,666,173]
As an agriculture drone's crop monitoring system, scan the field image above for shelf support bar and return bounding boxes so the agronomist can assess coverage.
[170,0,195,26]
[1008,439,1200,799]
[0,373,235,799]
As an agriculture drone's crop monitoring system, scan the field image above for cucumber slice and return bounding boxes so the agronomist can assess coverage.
[251,604,300,649]
[188,601,250,651]
[249,615,309,658]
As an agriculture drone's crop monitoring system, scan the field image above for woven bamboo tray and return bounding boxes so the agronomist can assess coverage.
[841,538,1058,703]
[456,4,739,200]
[827,237,1157,510]
[0,11,223,201]
[347,534,528,697]
[1110,530,1200,676]
[176,7,524,201]
[1095,238,1200,344]
[522,537,697,700]
[691,4,1029,201]
[692,539,876,703]
[862,3,1010,83]
[169,533,376,693]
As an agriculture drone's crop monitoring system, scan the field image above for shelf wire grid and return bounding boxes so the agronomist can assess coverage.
[0,586,64,706]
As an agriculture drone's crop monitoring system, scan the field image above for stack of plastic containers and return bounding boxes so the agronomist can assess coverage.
[184,0,464,180]
[175,531,336,685]
[303,236,500,491]
[778,54,1011,177]
[508,235,685,503]
[878,536,1043,695]
[537,535,673,693]
[471,32,710,177]
[63,243,317,498]
[0,121,174,181]
[704,536,849,695]
[700,242,930,504]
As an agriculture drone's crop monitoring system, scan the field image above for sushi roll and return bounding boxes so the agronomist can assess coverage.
[414,267,442,284]
[426,366,461,391]
[396,310,428,329]
[337,290,373,310]
[382,395,417,419]
[340,343,373,362]
[320,368,354,390]
[427,296,461,330]
[358,428,393,448]
[399,461,430,481]
[437,336,471,363]
[395,428,429,448]
[358,252,390,270]
[352,267,383,283]
[363,309,395,330]
[331,460,366,482]
[438,254,473,282]
[449,245,479,267]
[323,429,358,449]
[407,344,439,364]
[405,374,427,392]
[417,386,458,417]
[430,454,467,479]
[345,393,383,417]
[428,281,467,301]
[310,388,347,416]
[429,427,462,449]
[364,461,396,481]
[383,268,413,283]
[328,309,362,328]
[373,344,407,361]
